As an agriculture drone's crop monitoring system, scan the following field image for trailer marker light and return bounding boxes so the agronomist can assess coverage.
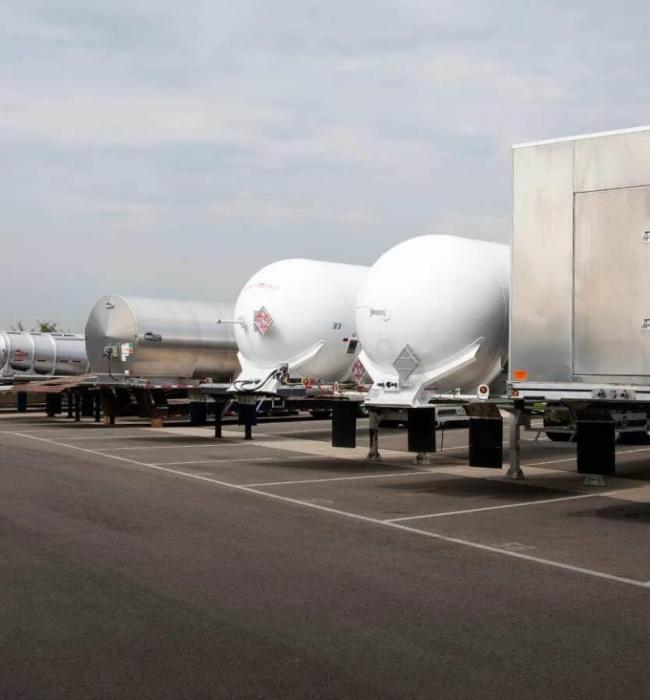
[513,369,528,381]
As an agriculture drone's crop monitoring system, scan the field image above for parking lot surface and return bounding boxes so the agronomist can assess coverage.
[1,412,649,698]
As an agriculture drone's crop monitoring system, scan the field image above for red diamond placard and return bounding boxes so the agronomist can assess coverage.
[254,307,274,335]
[351,358,365,383]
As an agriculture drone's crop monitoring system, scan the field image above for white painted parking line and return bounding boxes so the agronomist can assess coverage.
[152,456,315,466]
[524,446,650,468]
[55,434,173,442]
[246,472,426,487]
[264,427,334,436]
[384,493,599,523]
[0,429,110,435]
[7,431,650,591]
[92,443,231,451]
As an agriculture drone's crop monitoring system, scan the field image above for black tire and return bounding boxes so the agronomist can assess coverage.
[379,419,406,429]
[618,431,650,445]
[545,431,573,442]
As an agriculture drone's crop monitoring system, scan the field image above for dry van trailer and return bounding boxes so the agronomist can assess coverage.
[508,125,650,477]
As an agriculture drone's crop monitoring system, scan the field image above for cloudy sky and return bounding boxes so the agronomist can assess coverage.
[1,0,649,331]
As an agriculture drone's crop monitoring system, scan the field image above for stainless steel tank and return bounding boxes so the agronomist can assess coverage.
[0,331,89,378]
[85,295,239,381]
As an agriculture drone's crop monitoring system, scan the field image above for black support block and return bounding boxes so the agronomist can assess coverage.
[189,401,208,426]
[237,403,258,427]
[469,417,503,468]
[407,407,436,453]
[332,402,357,448]
[81,392,95,417]
[213,403,225,439]
[46,394,57,417]
[576,420,615,476]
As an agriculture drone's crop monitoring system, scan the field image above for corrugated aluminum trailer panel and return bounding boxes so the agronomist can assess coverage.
[511,126,650,397]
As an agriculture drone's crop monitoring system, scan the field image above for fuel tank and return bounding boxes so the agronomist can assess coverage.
[233,259,369,392]
[357,235,509,407]
[85,295,239,381]
[0,331,89,378]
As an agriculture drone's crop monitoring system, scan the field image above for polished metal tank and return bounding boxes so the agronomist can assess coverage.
[85,295,239,381]
[0,331,89,378]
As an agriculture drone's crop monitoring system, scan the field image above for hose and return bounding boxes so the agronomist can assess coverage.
[233,367,284,393]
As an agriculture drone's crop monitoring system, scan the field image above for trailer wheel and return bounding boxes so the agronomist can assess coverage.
[543,407,573,442]
[618,431,650,445]
[545,431,573,442]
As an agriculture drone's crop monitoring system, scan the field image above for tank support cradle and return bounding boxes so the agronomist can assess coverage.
[367,410,382,462]
[505,400,525,480]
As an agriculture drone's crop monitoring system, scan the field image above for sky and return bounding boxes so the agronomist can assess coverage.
[1,0,649,332]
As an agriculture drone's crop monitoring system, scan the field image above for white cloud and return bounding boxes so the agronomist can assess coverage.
[1,0,649,330]
[206,192,375,229]
[421,53,568,101]
[0,93,287,145]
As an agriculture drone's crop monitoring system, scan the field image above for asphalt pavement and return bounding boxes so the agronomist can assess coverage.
[1,415,649,699]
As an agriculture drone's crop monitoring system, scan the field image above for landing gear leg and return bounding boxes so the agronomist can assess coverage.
[367,410,381,462]
[506,399,525,480]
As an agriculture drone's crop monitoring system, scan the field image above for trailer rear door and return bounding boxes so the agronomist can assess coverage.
[573,185,650,377]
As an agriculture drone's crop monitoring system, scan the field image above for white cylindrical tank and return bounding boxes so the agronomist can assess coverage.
[357,235,509,407]
[85,295,239,381]
[0,331,89,379]
[0,334,6,372]
[233,259,369,391]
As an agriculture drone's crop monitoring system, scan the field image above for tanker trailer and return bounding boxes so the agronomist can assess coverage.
[357,235,509,408]
[0,331,89,381]
[85,295,239,382]
[0,334,6,375]
[231,259,369,395]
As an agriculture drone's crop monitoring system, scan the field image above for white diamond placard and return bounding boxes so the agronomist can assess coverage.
[393,344,419,383]
[254,307,274,335]
[351,358,366,383]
